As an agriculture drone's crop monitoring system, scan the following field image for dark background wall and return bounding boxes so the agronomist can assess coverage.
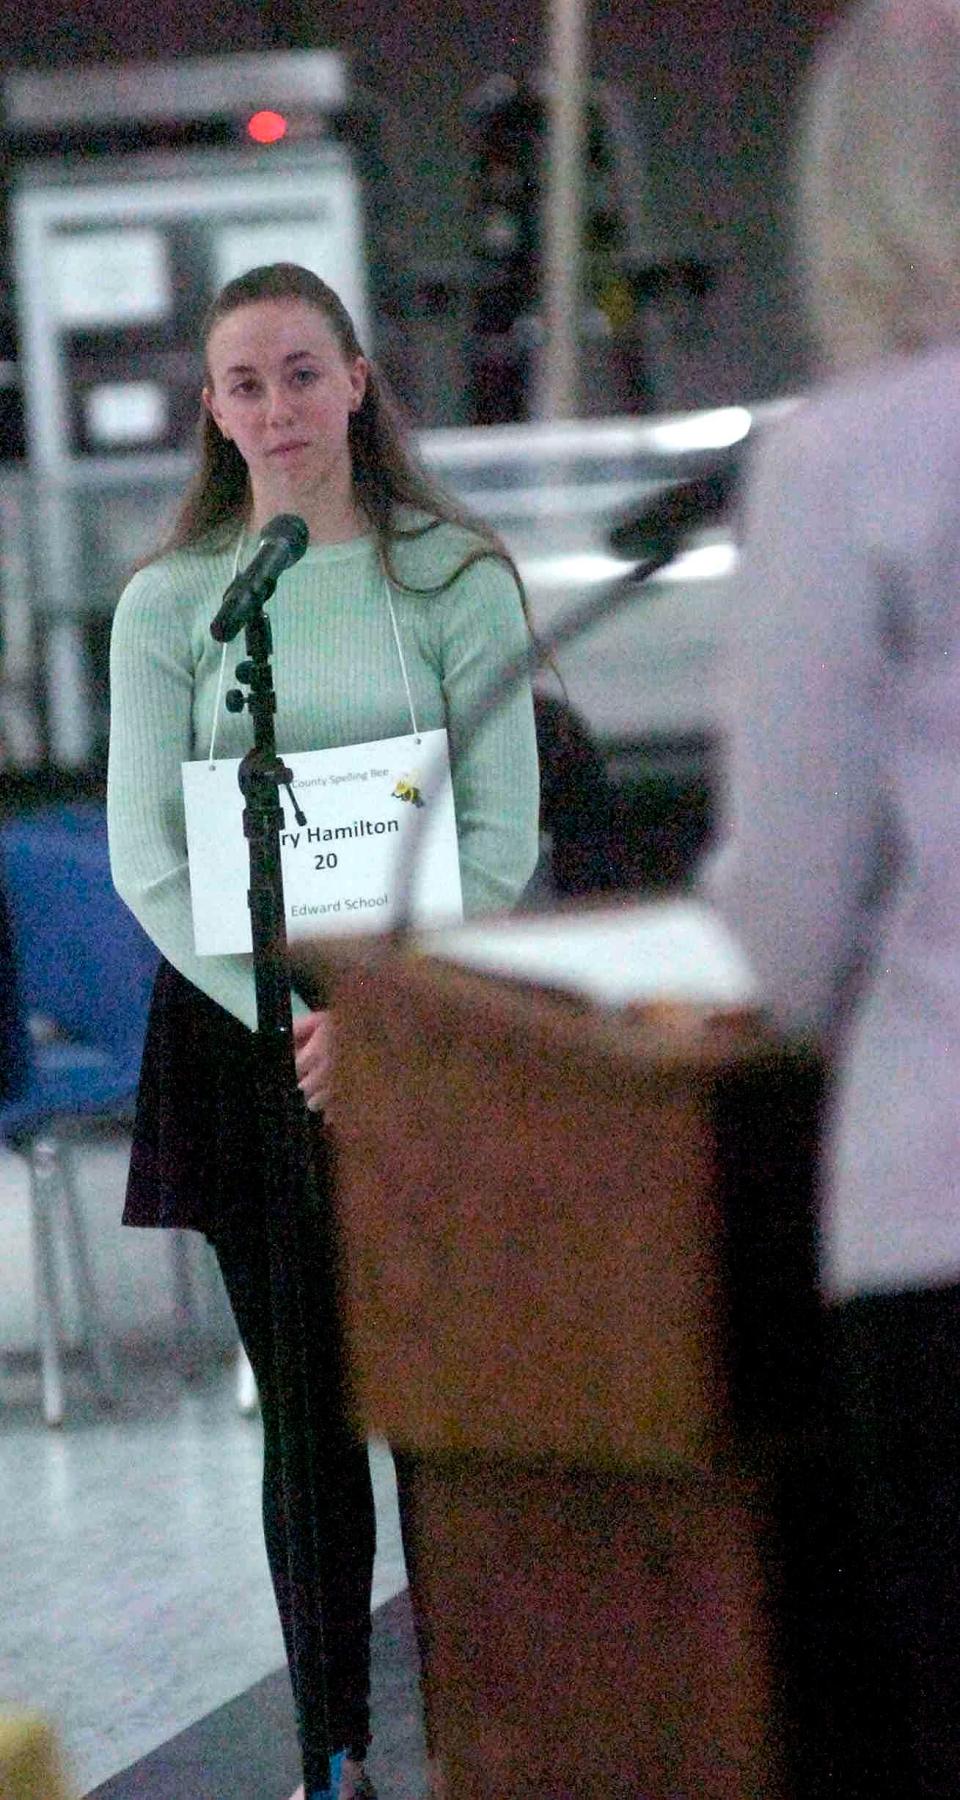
[0,0,843,423]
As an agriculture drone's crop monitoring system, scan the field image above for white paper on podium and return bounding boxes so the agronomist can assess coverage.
[423,898,758,1011]
[182,729,463,954]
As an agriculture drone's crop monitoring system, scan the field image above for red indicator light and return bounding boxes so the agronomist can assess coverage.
[247,110,288,145]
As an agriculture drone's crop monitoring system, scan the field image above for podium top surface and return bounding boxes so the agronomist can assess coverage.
[422,897,755,1006]
[303,895,800,1088]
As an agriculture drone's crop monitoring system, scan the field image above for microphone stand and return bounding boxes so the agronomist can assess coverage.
[227,604,335,1800]
[389,543,680,936]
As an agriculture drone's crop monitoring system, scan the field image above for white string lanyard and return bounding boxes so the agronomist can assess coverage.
[383,576,422,745]
[206,531,422,765]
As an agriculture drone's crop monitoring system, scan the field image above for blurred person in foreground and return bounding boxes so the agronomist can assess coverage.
[706,1,960,1791]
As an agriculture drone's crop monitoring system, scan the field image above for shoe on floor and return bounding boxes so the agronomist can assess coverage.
[297,1753,378,1800]
[338,1756,378,1800]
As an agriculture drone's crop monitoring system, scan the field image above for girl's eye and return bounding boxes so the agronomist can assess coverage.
[293,367,319,384]
[231,379,259,396]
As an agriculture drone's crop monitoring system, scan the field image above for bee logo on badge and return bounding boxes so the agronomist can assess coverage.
[393,776,424,807]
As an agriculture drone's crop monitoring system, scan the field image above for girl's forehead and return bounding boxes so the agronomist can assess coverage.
[206,299,340,369]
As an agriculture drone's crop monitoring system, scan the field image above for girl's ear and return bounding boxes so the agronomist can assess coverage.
[348,357,370,413]
[202,385,229,439]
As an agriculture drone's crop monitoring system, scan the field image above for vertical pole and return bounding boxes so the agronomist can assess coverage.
[236,607,332,1798]
[536,0,589,421]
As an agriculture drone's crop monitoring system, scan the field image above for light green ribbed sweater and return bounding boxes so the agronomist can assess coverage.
[107,522,540,1030]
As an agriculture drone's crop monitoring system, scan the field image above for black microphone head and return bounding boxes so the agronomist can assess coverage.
[609,465,738,560]
[209,513,311,640]
[260,513,310,560]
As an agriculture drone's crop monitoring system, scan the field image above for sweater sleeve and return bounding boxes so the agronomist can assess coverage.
[703,410,886,1035]
[107,562,308,1031]
[436,556,541,915]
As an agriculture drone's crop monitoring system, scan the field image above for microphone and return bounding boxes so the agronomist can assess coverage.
[210,514,310,643]
[608,465,739,560]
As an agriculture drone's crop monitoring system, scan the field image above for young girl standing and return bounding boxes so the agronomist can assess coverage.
[108,262,540,1800]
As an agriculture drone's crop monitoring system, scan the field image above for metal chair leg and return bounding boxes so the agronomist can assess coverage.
[58,1140,118,1405]
[28,1140,65,1427]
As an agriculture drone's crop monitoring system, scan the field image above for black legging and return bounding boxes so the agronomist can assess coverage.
[208,1160,433,1788]
[210,1201,377,1777]
[127,957,431,1779]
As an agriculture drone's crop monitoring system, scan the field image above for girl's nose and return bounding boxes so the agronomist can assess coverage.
[265,385,295,424]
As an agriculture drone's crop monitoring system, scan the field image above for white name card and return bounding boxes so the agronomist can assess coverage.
[182,729,463,955]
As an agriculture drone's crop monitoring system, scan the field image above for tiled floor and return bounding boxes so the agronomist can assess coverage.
[0,1136,408,1797]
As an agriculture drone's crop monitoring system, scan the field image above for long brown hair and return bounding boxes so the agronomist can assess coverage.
[148,261,527,605]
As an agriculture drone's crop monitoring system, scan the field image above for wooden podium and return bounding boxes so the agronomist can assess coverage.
[319,932,827,1800]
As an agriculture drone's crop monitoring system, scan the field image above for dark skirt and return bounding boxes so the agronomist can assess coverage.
[124,955,278,1233]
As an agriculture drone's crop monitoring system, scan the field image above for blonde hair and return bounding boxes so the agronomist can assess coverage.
[798,0,960,370]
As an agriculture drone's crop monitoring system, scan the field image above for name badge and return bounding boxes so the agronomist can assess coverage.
[181,729,463,955]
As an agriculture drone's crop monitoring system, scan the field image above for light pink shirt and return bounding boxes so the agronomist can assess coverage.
[707,344,960,1298]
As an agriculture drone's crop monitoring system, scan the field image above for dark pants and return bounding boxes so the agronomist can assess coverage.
[126,960,432,1780]
[210,1200,377,1774]
[209,1184,433,1786]
[824,1282,960,1800]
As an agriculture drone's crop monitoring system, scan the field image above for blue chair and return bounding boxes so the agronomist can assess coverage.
[0,809,159,1424]
[0,856,27,1106]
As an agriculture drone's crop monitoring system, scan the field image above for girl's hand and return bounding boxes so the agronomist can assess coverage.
[292,1010,334,1114]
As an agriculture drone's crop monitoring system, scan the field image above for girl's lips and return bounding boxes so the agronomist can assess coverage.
[268,441,309,456]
